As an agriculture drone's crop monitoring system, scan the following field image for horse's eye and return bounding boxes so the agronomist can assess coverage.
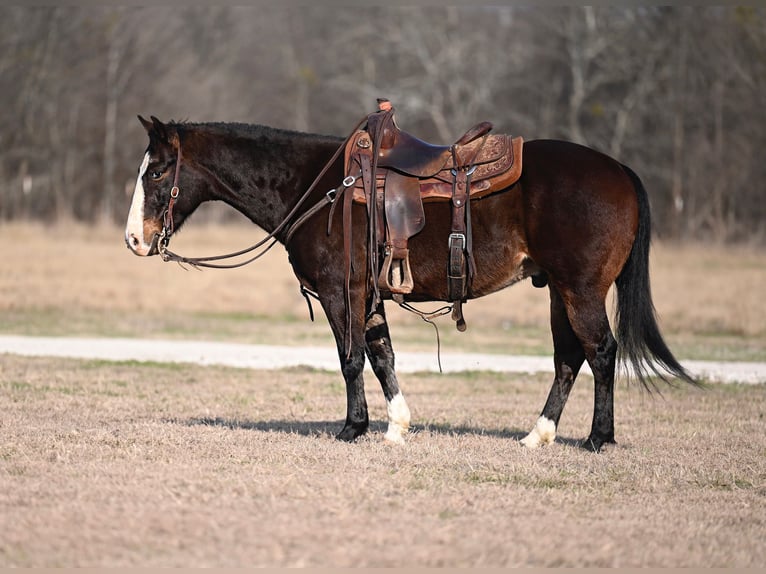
[149,170,164,180]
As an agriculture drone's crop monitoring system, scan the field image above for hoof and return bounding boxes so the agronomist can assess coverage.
[580,435,616,453]
[383,427,407,445]
[520,416,556,449]
[335,423,368,442]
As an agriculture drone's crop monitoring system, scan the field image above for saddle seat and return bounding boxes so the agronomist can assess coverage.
[375,120,494,178]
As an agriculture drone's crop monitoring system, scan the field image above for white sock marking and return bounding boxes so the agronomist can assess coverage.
[384,392,411,444]
[520,416,557,449]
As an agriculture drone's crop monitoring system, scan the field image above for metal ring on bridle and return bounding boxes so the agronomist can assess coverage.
[342,175,357,187]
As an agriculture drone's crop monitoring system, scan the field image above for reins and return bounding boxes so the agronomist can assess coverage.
[156,115,368,269]
[157,140,280,268]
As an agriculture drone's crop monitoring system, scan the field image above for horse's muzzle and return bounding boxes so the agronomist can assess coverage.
[125,231,160,257]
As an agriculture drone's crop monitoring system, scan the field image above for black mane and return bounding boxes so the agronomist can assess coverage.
[169,120,343,145]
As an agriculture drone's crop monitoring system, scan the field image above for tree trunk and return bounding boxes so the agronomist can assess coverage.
[670,10,689,240]
[102,34,120,224]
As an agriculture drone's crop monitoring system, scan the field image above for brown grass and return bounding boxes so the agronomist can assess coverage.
[2,220,765,359]
[1,354,764,567]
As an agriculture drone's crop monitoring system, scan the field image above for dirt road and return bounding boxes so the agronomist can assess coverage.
[1,335,764,384]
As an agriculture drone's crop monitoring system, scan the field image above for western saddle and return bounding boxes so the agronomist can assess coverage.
[340,99,523,332]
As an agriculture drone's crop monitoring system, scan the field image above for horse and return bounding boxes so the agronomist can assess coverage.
[125,113,697,452]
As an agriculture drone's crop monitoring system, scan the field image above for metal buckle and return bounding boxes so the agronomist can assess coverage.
[451,165,478,177]
[448,232,466,250]
[170,186,179,198]
[342,175,357,187]
[326,188,337,202]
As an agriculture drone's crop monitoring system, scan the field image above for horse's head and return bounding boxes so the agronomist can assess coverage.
[125,116,196,256]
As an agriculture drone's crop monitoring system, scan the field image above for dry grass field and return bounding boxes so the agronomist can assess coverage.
[1,355,764,567]
[1,220,765,567]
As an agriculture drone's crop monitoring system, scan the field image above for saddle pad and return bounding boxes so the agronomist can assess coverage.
[348,135,523,204]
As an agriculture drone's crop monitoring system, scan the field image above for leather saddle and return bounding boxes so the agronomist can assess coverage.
[342,100,523,329]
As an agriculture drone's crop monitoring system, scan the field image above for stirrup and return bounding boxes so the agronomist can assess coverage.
[379,248,414,295]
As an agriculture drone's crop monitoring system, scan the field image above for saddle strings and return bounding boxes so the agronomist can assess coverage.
[396,301,454,373]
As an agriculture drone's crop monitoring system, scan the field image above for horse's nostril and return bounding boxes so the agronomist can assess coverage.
[127,233,140,250]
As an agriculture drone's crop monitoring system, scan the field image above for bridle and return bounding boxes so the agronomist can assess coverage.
[151,115,367,269]
[151,144,182,257]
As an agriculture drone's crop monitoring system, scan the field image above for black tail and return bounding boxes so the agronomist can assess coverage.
[614,165,699,391]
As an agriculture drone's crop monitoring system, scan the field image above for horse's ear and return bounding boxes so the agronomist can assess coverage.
[149,115,169,142]
[138,115,154,134]
[138,115,178,147]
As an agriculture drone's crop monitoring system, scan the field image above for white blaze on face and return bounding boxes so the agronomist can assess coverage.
[520,416,557,449]
[384,392,411,445]
[125,152,152,255]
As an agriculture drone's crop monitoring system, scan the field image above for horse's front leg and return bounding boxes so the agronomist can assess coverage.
[337,346,369,441]
[364,300,411,444]
[321,286,369,442]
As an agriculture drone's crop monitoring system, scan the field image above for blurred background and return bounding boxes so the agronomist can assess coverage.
[1,4,764,243]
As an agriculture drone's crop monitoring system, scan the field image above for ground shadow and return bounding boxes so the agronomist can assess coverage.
[173,416,584,447]
[412,422,584,447]
[179,416,349,437]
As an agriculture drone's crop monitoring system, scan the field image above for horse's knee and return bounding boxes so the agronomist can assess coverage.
[341,349,366,379]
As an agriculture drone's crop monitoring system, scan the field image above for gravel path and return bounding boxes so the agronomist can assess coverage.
[1,335,764,384]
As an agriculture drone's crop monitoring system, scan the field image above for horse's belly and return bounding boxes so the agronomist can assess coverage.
[405,191,529,301]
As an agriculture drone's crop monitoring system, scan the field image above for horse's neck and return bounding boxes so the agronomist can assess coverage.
[193,126,341,233]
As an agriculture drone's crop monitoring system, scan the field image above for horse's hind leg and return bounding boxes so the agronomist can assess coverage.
[522,285,586,448]
[585,328,618,452]
[561,290,618,452]
[364,300,411,444]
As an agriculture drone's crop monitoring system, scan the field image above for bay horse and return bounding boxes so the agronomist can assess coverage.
[125,113,697,452]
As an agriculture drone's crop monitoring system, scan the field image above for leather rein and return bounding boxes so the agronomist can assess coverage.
[154,116,367,269]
